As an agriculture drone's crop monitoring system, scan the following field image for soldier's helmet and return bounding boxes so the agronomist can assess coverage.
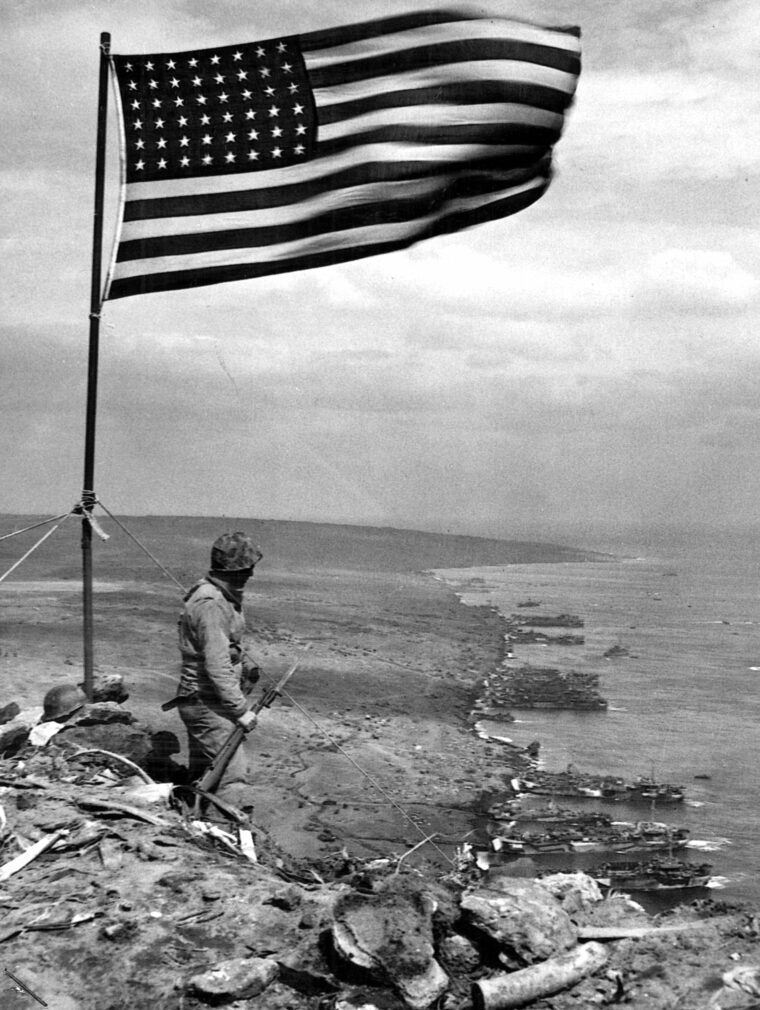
[210,532,263,572]
[42,684,88,722]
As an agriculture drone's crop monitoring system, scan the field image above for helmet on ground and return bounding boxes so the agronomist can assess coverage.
[210,532,263,572]
[42,684,87,722]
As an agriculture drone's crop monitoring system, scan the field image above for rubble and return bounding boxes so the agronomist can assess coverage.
[0,695,755,1010]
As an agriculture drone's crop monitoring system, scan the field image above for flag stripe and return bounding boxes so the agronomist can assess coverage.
[122,141,542,218]
[312,62,577,113]
[316,123,559,161]
[108,183,547,298]
[298,11,580,56]
[122,150,542,223]
[319,102,564,143]
[301,17,581,67]
[109,177,548,293]
[106,10,580,299]
[307,40,580,91]
[297,9,479,50]
[316,80,575,125]
[118,161,545,255]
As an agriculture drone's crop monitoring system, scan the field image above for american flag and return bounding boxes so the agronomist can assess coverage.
[105,10,581,300]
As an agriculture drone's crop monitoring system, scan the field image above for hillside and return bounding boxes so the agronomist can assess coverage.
[0,513,608,584]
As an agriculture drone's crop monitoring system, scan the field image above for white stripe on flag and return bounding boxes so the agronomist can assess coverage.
[112,177,546,279]
[319,102,564,142]
[120,176,455,240]
[303,18,581,67]
[310,61,579,108]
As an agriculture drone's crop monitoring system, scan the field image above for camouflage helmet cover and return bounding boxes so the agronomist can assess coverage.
[210,532,263,572]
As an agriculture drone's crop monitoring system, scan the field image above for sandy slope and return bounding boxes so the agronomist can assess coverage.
[1,517,542,867]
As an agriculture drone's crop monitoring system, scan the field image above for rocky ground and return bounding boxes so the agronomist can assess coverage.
[1,518,760,1009]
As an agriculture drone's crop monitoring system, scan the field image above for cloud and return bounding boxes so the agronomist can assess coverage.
[565,70,759,185]
[635,248,759,312]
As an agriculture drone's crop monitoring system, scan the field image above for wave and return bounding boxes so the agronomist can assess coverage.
[687,838,733,852]
[706,876,730,889]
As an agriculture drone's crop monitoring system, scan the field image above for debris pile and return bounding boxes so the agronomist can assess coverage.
[1,688,758,1010]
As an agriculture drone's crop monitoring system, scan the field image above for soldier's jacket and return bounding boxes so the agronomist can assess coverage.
[177,577,248,717]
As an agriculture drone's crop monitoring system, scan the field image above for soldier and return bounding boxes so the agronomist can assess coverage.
[172,532,263,811]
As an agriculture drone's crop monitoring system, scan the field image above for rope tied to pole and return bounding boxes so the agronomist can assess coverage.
[74,492,110,541]
[0,513,72,542]
[0,514,72,585]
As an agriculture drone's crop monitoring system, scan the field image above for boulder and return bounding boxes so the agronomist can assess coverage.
[460,876,577,966]
[57,706,152,765]
[438,933,482,974]
[68,702,136,726]
[332,891,449,1010]
[0,701,21,725]
[538,872,603,914]
[0,707,44,756]
[188,956,278,1002]
[80,673,129,704]
[277,940,339,995]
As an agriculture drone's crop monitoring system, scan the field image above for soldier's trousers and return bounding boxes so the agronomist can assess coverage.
[177,696,253,810]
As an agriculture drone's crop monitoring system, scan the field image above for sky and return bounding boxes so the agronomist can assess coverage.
[2,0,759,541]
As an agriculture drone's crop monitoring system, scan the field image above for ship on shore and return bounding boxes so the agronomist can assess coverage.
[589,857,713,892]
[516,769,685,803]
[488,810,690,857]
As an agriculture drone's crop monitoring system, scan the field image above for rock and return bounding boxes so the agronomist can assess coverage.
[0,701,21,725]
[69,702,136,726]
[332,891,449,1010]
[438,934,482,974]
[80,673,129,704]
[460,876,577,966]
[538,872,603,914]
[0,720,30,756]
[492,857,537,879]
[277,940,339,995]
[0,707,43,756]
[188,956,278,1002]
[58,709,152,765]
[266,883,305,911]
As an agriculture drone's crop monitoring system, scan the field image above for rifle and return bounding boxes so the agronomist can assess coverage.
[195,653,303,801]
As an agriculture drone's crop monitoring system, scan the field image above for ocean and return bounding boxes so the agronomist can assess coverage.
[434,523,760,906]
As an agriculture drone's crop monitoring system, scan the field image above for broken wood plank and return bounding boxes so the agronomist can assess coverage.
[0,830,69,882]
[67,748,155,784]
[76,798,169,826]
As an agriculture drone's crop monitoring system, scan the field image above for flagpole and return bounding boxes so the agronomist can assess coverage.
[82,31,111,702]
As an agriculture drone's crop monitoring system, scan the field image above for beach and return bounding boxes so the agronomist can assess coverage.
[435,521,760,907]
[2,515,760,1009]
[0,515,603,867]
